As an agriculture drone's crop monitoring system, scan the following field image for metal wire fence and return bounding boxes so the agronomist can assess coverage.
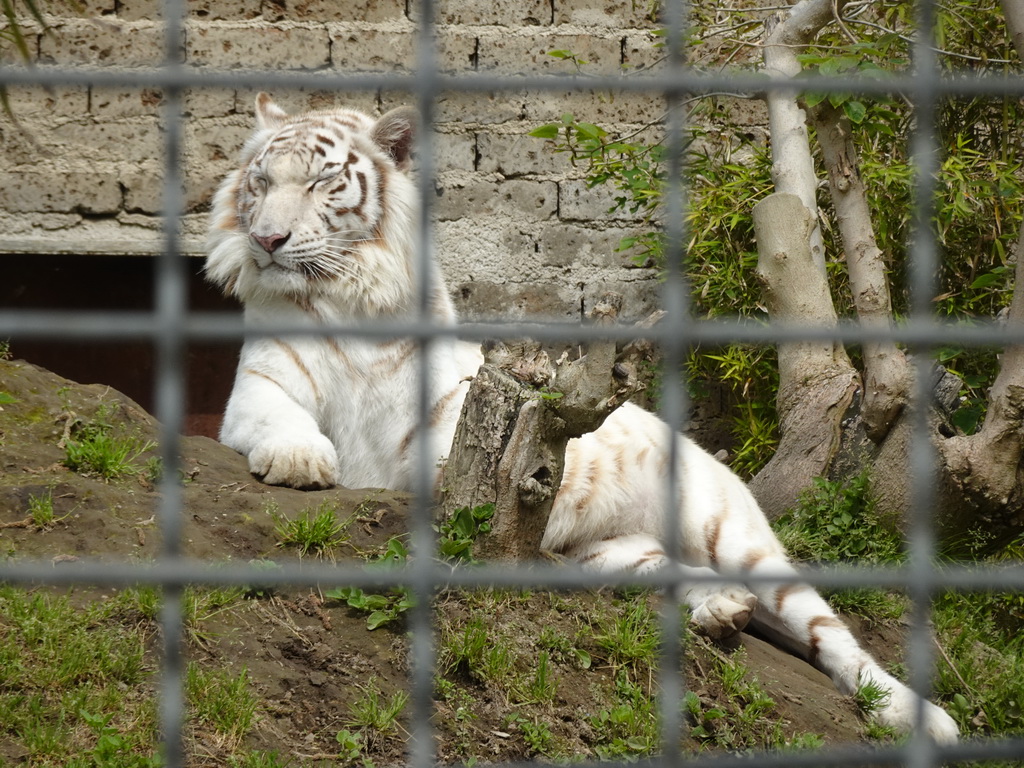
[2,0,1024,766]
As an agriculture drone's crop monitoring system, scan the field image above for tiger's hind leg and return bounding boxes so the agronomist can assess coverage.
[572,534,758,647]
[742,555,960,744]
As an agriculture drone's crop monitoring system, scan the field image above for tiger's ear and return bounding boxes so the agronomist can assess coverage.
[255,93,289,131]
[372,107,417,171]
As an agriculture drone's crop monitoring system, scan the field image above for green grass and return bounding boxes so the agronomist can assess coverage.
[0,585,265,766]
[592,597,660,675]
[186,663,260,749]
[26,486,66,530]
[269,499,351,558]
[932,587,1024,743]
[0,586,158,765]
[590,670,659,759]
[344,679,409,750]
[60,402,156,482]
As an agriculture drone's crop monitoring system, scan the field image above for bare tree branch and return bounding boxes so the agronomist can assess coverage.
[760,0,849,272]
[811,102,911,442]
[1000,0,1024,59]
[748,0,861,516]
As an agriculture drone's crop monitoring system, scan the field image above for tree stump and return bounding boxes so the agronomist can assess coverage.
[439,295,656,562]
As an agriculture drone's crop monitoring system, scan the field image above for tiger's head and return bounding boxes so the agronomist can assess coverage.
[206,94,420,315]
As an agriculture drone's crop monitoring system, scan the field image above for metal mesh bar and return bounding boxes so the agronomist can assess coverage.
[1,0,1023,766]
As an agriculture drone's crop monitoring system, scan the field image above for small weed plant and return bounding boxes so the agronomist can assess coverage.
[69,710,162,768]
[517,650,558,705]
[62,403,155,481]
[774,472,902,564]
[186,663,260,749]
[26,486,67,530]
[854,676,894,739]
[334,728,363,763]
[505,713,555,756]
[435,503,494,562]
[269,499,351,557]
[329,504,494,630]
[538,625,591,669]
[327,536,415,630]
[344,679,409,749]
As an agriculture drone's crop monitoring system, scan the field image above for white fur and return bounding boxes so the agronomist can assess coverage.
[206,95,959,745]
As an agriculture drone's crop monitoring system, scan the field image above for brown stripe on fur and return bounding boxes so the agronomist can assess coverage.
[244,368,285,391]
[577,549,605,565]
[806,615,848,667]
[273,339,321,401]
[354,170,369,217]
[632,554,663,570]
[370,341,415,377]
[323,337,355,373]
[773,583,807,614]
[612,444,627,476]
[429,385,462,428]
[703,512,725,567]
[217,178,241,232]
[572,456,601,514]
[317,134,336,147]
[740,548,770,572]
[372,156,391,245]
[397,426,416,458]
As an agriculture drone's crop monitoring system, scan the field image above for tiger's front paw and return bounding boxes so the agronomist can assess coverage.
[248,434,339,490]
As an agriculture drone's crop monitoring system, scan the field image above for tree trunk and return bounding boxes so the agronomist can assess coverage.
[745,1,862,518]
[1001,0,1024,57]
[933,227,1024,536]
[749,0,1024,538]
[748,194,860,516]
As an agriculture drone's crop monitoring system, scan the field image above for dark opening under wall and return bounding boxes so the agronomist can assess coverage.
[1,254,239,438]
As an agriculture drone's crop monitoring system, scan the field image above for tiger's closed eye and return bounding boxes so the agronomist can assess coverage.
[308,174,340,193]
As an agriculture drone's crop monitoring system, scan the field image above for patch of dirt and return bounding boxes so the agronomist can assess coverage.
[0,358,884,764]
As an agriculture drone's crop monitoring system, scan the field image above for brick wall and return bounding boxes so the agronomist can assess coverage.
[2,0,665,321]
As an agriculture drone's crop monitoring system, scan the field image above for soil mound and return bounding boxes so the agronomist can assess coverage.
[0,358,886,764]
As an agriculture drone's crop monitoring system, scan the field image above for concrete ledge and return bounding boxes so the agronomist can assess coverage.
[2,238,208,258]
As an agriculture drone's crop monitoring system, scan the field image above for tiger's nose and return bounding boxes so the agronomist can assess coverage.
[252,232,290,254]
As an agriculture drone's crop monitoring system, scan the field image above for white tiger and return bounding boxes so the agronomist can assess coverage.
[205,94,959,744]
